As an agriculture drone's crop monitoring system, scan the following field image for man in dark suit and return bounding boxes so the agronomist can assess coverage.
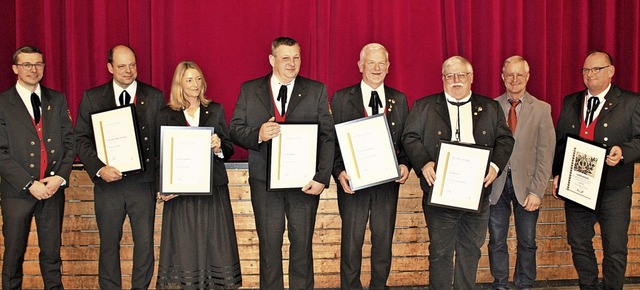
[75,45,165,289]
[229,37,334,290]
[331,43,410,290]
[489,56,555,290]
[402,56,514,289]
[0,46,75,290]
[552,51,640,290]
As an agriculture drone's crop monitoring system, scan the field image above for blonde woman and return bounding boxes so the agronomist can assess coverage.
[156,61,241,289]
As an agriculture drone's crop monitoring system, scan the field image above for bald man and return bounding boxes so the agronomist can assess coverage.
[75,45,165,289]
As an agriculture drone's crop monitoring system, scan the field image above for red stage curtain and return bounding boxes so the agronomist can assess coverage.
[1,0,639,160]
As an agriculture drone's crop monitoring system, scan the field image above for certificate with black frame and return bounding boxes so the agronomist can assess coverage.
[557,134,607,210]
[159,126,214,195]
[90,105,144,175]
[428,140,492,212]
[267,123,318,191]
[335,114,400,191]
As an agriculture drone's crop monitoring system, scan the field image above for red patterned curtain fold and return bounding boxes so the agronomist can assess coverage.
[1,0,639,160]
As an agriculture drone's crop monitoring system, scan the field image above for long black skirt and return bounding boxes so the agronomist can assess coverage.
[156,185,242,289]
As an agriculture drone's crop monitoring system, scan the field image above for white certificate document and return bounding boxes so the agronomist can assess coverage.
[160,126,214,194]
[335,114,400,190]
[429,141,492,212]
[268,124,318,190]
[558,135,606,210]
[91,105,143,174]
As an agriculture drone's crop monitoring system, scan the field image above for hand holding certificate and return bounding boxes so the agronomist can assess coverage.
[160,126,214,194]
[429,141,492,212]
[268,123,318,190]
[91,105,144,175]
[335,114,400,191]
[557,135,606,210]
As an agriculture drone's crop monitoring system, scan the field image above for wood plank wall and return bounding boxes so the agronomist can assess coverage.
[1,163,639,289]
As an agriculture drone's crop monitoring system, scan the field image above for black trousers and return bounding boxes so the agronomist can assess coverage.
[337,181,399,290]
[94,179,156,290]
[249,178,319,290]
[1,189,65,290]
[565,186,632,290]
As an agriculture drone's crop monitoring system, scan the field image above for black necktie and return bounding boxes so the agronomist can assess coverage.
[369,91,382,115]
[31,92,41,124]
[119,90,131,106]
[277,85,287,115]
[447,99,471,142]
[585,96,600,126]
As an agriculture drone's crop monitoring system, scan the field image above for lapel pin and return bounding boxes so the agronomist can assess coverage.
[47,105,51,111]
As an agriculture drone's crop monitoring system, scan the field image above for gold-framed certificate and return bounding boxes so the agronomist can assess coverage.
[159,126,214,195]
[557,135,607,210]
[267,123,318,191]
[429,140,492,212]
[90,105,143,175]
[335,114,400,191]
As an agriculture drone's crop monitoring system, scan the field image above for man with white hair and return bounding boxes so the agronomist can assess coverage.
[402,56,514,289]
[331,43,410,289]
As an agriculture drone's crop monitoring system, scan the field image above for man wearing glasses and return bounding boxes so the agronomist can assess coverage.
[488,56,555,290]
[0,46,75,289]
[402,56,513,289]
[553,51,640,290]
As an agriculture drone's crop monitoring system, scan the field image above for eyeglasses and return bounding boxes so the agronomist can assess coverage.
[15,62,45,70]
[581,65,610,75]
[443,72,472,81]
[504,73,527,80]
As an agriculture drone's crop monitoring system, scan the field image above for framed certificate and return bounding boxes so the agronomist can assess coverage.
[267,123,318,191]
[159,126,214,195]
[557,135,607,210]
[90,105,144,175]
[335,114,400,191]
[429,140,492,212]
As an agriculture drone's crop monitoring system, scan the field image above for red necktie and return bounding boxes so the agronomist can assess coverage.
[508,99,519,134]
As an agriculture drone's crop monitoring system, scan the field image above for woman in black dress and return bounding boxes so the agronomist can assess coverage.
[156,61,242,289]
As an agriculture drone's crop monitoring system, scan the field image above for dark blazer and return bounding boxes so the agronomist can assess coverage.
[229,74,334,186]
[553,84,640,188]
[156,103,233,186]
[0,85,75,198]
[331,83,411,180]
[75,81,165,185]
[401,92,514,193]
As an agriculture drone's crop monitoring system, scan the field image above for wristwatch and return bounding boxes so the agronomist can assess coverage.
[24,179,35,190]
